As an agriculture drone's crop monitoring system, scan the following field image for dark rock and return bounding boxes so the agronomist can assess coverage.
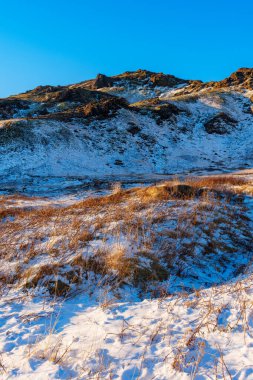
[204,112,237,134]
[153,103,181,122]
[43,87,107,104]
[93,73,114,89]
[150,72,186,87]
[131,98,182,123]
[33,92,128,121]
[213,68,253,90]
[0,99,30,119]
[81,97,128,118]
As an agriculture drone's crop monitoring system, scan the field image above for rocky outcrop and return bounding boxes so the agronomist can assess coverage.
[14,85,63,102]
[92,74,114,89]
[79,69,190,93]
[4,86,128,121]
[13,86,110,104]
[1,67,252,129]
[218,68,253,89]
[36,96,129,121]
[80,97,128,118]
[204,112,238,134]
[114,69,189,88]
[0,99,30,119]
[131,98,183,123]
[149,72,186,87]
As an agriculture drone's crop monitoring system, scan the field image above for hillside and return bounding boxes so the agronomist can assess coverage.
[1,69,253,379]
[1,68,253,183]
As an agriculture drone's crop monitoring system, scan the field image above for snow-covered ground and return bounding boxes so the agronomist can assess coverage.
[0,175,253,379]
[1,263,253,379]
[1,91,253,182]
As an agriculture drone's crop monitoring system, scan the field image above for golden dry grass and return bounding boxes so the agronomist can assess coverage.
[0,174,252,297]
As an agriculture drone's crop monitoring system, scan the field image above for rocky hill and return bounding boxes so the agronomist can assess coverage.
[1,68,253,180]
[1,69,253,380]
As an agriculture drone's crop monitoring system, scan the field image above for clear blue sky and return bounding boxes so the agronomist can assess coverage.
[0,0,252,97]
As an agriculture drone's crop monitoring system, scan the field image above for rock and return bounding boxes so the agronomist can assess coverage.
[150,73,186,87]
[214,68,253,90]
[114,159,123,166]
[93,74,114,89]
[153,103,181,121]
[81,97,128,118]
[0,99,30,119]
[131,98,182,123]
[204,112,237,134]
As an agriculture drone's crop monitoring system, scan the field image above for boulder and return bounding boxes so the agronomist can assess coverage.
[93,73,114,89]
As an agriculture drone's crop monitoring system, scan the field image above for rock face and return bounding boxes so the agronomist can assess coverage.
[0,86,128,121]
[92,74,114,89]
[0,99,30,119]
[80,69,190,95]
[149,72,186,87]
[131,98,183,123]
[220,68,253,89]
[78,97,128,118]
[12,86,109,103]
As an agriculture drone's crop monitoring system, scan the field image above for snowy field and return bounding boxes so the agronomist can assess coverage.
[1,273,253,379]
[0,173,253,379]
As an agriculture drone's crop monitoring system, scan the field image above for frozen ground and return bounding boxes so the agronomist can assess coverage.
[0,174,253,379]
[1,256,253,379]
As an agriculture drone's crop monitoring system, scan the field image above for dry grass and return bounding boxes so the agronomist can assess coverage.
[186,175,247,189]
[0,174,252,297]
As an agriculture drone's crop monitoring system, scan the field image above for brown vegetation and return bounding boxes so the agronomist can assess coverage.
[0,174,252,297]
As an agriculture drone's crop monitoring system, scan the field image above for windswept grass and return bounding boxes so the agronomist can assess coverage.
[0,174,252,298]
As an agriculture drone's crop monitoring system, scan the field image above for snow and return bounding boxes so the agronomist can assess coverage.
[1,91,253,187]
[1,272,253,379]
[1,75,253,379]
[0,177,253,379]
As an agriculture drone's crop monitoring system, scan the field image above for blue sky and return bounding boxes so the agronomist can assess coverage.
[0,0,252,97]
